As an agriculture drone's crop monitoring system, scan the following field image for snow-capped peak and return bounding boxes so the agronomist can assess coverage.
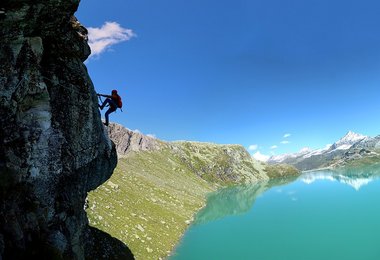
[331,131,367,151]
[336,131,367,145]
[267,131,369,164]
[302,144,331,158]
[268,147,311,163]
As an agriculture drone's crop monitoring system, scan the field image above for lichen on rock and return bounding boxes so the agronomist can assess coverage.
[0,1,129,259]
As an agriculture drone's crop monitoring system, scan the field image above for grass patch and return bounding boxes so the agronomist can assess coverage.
[86,150,216,259]
[265,164,300,178]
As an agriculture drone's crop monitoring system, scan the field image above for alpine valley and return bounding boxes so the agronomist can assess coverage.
[86,126,380,259]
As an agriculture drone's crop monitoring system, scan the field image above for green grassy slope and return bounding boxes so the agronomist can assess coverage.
[173,141,268,184]
[86,138,299,259]
[265,164,300,178]
[87,149,217,259]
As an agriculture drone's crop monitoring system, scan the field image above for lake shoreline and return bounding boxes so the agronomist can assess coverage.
[167,175,302,259]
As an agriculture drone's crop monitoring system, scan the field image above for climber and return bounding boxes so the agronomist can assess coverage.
[97,90,123,126]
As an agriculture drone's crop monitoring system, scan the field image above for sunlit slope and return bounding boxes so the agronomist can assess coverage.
[87,148,217,259]
[172,141,269,184]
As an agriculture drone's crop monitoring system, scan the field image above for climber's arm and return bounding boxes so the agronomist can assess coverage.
[97,93,112,98]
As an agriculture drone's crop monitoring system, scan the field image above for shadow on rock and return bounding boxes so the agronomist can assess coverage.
[85,227,134,260]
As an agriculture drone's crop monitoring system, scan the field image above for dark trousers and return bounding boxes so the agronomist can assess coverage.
[100,98,117,125]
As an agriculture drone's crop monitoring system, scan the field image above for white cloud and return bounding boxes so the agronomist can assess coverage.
[147,134,156,139]
[88,21,136,58]
[252,151,270,162]
[283,133,291,138]
[280,140,290,144]
[132,129,141,133]
[270,145,278,149]
[248,144,258,151]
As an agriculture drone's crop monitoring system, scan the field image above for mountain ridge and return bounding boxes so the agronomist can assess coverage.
[268,131,380,171]
[107,122,300,182]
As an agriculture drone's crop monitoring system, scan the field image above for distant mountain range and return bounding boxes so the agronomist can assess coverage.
[268,131,380,171]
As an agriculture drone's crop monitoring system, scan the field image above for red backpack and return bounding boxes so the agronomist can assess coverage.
[115,94,122,108]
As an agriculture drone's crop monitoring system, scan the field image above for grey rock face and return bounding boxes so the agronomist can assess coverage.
[107,123,165,156]
[0,1,120,259]
[352,135,380,150]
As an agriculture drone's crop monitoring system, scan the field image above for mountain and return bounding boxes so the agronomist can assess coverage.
[86,123,300,259]
[107,123,301,183]
[329,131,367,150]
[268,131,380,171]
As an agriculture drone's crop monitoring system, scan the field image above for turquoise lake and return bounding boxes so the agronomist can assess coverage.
[171,165,380,260]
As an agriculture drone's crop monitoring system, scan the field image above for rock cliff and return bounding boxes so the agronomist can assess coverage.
[0,1,127,259]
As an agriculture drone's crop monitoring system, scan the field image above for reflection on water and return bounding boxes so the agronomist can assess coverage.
[301,172,375,190]
[302,163,380,191]
[195,164,380,225]
[194,176,298,225]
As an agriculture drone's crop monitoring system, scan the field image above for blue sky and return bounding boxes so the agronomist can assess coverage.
[76,0,380,160]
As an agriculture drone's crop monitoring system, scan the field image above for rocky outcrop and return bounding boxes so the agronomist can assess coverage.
[0,1,127,259]
[107,123,165,156]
